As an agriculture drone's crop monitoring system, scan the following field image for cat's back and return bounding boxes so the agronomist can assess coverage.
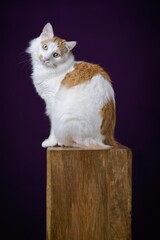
[54,61,114,116]
[58,61,114,102]
[61,61,112,88]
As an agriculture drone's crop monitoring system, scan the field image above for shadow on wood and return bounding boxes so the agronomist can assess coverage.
[46,146,132,240]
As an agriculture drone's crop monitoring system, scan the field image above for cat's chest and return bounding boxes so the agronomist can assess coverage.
[33,71,64,100]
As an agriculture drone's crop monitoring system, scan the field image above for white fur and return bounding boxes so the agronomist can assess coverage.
[52,74,114,147]
[27,23,115,148]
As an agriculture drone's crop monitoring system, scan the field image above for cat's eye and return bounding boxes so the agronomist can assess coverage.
[42,44,48,50]
[53,52,60,58]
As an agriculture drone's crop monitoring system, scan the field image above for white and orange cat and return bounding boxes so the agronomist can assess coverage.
[26,23,116,148]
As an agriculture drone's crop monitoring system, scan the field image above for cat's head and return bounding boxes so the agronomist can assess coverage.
[26,23,77,67]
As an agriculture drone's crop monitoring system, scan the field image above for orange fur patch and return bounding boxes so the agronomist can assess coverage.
[100,99,116,146]
[61,62,111,88]
[41,36,66,54]
[53,36,66,53]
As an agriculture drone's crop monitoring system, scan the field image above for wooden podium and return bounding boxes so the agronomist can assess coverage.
[46,146,132,240]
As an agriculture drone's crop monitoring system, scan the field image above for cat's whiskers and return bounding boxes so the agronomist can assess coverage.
[18,52,30,65]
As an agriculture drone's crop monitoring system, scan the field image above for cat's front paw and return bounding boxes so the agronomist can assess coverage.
[42,138,58,148]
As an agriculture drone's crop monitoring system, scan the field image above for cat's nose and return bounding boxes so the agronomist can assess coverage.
[43,57,50,63]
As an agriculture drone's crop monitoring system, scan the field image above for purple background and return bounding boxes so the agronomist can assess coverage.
[1,0,159,239]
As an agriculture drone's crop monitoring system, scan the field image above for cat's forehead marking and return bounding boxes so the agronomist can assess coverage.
[53,36,66,51]
[61,62,111,88]
[41,36,66,53]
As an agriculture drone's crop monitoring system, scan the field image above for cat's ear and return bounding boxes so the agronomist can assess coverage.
[40,23,54,40]
[64,41,77,53]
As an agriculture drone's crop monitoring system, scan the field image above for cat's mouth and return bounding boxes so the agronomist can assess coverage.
[42,60,50,65]
[42,60,56,68]
[43,60,50,64]
[41,59,50,64]
[42,59,53,67]
[39,55,50,65]
[39,55,57,68]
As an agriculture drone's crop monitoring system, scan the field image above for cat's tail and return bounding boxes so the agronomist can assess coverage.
[69,138,112,149]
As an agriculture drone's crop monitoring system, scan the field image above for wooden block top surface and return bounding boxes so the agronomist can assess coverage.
[47,145,131,152]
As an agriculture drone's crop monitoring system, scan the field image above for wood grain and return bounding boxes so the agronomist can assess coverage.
[46,146,132,240]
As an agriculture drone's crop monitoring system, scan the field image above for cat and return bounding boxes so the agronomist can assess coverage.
[26,23,116,148]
